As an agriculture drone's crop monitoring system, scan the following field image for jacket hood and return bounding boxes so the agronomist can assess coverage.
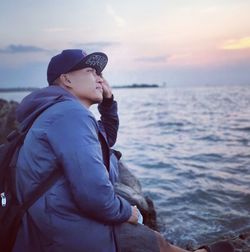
[16,86,76,130]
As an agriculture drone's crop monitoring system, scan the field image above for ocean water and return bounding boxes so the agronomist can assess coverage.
[1,84,250,247]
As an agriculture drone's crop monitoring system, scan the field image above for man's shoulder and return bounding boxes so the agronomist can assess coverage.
[35,99,95,130]
[47,99,90,117]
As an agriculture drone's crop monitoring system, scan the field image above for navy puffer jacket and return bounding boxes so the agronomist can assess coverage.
[13,86,131,252]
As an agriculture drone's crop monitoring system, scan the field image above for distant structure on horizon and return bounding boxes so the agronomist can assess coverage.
[113,83,160,89]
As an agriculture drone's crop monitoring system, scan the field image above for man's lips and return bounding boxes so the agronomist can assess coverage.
[96,86,103,93]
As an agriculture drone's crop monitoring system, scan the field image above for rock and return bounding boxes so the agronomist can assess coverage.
[115,161,158,230]
[117,161,142,193]
[218,232,250,252]
[185,232,250,252]
[0,99,19,144]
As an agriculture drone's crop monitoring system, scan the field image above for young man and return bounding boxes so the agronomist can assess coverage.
[13,49,233,252]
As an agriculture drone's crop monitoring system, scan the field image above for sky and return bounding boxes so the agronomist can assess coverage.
[0,0,250,88]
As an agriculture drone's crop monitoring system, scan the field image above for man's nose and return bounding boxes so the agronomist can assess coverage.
[96,74,103,83]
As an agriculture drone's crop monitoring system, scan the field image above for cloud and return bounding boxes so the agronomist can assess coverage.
[0,44,49,54]
[106,4,126,27]
[43,27,69,33]
[221,36,250,50]
[134,55,169,63]
[73,41,120,51]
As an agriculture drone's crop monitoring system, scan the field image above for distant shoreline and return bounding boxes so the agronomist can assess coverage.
[0,83,161,93]
[0,87,40,92]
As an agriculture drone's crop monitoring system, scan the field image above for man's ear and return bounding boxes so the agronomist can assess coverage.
[59,74,72,88]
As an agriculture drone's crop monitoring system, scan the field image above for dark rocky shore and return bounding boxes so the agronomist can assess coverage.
[1,98,249,252]
[0,99,19,143]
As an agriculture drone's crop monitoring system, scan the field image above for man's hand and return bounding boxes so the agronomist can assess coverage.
[127,206,139,224]
[100,76,113,99]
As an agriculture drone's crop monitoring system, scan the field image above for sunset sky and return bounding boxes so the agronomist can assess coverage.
[1,0,250,87]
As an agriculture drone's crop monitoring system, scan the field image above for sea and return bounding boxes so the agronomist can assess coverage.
[1,84,250,248]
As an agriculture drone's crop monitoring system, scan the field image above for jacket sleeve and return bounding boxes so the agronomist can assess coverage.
[97,95,119,147]
[45,106,131,224]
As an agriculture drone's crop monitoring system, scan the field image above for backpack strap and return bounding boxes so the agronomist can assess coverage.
[20,169,61,215]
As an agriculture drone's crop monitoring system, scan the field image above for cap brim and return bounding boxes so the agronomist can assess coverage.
[69,52,108,74]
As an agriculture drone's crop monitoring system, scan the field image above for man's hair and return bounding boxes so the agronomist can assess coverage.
[52,78,61,86]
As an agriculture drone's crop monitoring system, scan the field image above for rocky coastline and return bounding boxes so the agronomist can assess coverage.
[0,98,249,251]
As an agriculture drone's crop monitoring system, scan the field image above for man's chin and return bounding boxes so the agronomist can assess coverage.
[94,96,103,105]
[99,96,104,103]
